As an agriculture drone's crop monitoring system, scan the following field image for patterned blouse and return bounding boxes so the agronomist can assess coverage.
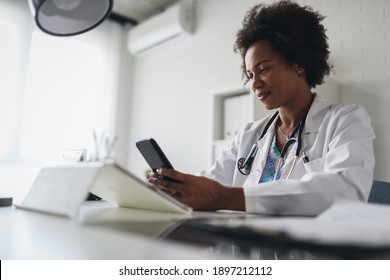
[259,133,282,183]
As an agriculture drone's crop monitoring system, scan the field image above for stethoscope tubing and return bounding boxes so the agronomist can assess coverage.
[237,111,279,175]
[237,106,310,177]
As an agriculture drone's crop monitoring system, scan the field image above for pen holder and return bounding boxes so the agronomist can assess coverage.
[92,130,118,162]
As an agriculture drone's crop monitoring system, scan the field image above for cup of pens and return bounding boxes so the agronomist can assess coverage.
[62,130,117,163]
[92,130,118,162]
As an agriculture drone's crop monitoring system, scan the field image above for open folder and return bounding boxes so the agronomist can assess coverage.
[16,162,192,217]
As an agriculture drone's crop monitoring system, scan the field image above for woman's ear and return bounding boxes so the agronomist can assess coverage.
[296,65,304,75]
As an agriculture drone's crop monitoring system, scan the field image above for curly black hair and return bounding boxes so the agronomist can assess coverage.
[234,0,332,88]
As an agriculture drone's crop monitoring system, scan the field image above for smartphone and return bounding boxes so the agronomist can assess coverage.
[136,138,179,182]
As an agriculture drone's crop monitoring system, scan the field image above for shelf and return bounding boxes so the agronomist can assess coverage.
[210,87,268,163]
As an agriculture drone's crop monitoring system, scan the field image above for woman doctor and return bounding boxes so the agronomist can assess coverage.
[148,0,375,216]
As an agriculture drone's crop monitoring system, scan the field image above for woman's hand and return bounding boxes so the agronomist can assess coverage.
[147,168,245,211]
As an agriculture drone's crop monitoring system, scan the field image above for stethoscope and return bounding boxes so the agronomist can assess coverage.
[237,109,309,179]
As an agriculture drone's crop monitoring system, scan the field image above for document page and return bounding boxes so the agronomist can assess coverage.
[234,201,390,247]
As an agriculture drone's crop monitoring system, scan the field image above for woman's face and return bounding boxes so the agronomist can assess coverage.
[245,40,306,110]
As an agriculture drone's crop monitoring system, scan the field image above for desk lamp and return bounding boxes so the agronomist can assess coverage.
[28,0,113,36]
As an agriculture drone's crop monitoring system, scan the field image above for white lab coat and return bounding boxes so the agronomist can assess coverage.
[201,94,375,216]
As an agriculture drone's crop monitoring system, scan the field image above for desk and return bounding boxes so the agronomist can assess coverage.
[0,202,220,260]
[2,201,390,260]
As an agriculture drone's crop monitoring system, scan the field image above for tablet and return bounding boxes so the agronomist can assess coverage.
[16,162,192,217]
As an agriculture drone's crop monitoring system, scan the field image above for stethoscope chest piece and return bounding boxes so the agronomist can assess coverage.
[237,157,250,175]
[237,156,251,175]
[237,143,259,175]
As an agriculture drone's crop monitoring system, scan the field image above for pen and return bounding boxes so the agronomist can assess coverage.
[302,152,309,163]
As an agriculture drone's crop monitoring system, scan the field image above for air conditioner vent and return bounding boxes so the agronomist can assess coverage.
[127,0,194,56]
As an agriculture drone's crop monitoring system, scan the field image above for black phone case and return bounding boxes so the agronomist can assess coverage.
[136,138,173,171]
[136,138,180,183]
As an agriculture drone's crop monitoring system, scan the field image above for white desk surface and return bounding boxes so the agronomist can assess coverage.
[0,201,240,260]
[4,199,390,260]
[1,200,253,260]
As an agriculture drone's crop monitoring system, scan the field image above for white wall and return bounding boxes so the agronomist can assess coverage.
[113,24,136,169]
[125,0,390,181]
[127,0,252,177]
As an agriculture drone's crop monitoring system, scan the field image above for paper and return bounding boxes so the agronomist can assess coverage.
[231,201,390,247]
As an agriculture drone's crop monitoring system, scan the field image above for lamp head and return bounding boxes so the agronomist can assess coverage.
[28,0,113,36]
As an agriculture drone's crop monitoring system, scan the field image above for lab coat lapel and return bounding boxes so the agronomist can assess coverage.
[300,93,330,151]
[280,94,330,178]
[304,94,328,133]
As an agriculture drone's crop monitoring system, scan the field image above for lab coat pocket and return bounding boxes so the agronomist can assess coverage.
[303,157,326,173]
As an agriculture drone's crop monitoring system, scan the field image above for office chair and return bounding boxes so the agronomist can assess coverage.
[368,180,390,205]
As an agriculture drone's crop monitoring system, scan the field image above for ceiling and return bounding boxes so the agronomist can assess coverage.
[112,0,181,23]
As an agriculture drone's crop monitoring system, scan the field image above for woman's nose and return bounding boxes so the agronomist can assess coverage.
[252,74,264,91]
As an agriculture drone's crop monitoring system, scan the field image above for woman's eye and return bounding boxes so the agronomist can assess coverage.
[259,67,270,73]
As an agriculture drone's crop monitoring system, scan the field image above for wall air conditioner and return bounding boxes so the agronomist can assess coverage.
[127,0,194,56]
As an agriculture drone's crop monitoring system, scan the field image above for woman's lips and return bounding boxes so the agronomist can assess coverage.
[257,91,271,101]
